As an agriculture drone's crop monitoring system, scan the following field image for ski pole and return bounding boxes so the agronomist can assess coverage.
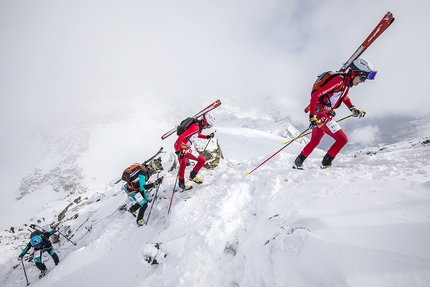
[281,130,312,145]
[246,114,355,175]
[167,172,179,215]
[167,169,181,215]
[146,173,162,225]
[21,260,30,286]
[335,113,354,123]
[246,128,310,175]
[281,114,354,145]
[57,230,77,246]
[203,130,217,152]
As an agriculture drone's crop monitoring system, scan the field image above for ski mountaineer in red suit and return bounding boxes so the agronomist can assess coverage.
[293,58,377,169]
[174,113,216,190]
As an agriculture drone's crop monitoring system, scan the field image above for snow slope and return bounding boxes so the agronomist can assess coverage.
[1,113,430,287]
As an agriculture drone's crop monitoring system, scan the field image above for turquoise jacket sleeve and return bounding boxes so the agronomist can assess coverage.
[138,174,148,202]
[20,243,32,256]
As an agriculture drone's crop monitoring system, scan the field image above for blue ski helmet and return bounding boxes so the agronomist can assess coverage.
[31,235,42,246]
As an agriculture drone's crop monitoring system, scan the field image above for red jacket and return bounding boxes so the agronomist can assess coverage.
[174,123,207,152]
[309,74,354,115]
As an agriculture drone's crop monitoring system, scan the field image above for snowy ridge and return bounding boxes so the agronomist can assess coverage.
[1,131,430,286]
[350,137,430,157]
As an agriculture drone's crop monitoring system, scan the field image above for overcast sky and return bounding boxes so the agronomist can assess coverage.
[1,0,429,202]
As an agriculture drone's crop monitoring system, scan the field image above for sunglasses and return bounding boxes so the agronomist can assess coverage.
[360,71,378,82]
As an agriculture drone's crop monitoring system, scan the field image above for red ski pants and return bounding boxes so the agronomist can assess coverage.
[301,117,348,159]
[178,149,206,180]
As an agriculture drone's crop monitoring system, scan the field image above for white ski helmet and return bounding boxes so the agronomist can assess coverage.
[349,58,377,80]
[203,113,215,127]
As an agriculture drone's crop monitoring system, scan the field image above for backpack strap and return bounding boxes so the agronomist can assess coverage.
[126,182,139,193]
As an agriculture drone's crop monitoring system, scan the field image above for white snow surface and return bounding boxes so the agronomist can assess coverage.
[1,108,430,287]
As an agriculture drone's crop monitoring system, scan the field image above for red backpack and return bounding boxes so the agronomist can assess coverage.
[312,71,345,93]
[304,71,345,113]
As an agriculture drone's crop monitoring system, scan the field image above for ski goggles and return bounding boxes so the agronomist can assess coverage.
[360,71,378,82]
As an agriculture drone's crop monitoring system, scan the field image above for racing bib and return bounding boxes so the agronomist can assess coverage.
[135,192,143,203]
[326,120,341,133]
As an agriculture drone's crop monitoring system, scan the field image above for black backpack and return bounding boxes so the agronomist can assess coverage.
[176,117,197,136]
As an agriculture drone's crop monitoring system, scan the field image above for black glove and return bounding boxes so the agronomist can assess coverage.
[175,150,186,159]
[206,132,215,139]
[18,255,23,261]
[349,106,366,118]
[309,114,318,130]
[155,177,163,185]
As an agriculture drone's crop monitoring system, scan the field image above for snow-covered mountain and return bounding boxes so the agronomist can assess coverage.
[1,103,430,287]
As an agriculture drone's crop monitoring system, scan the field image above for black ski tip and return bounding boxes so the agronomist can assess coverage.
[268,214,280,220]
[386,11,395,25]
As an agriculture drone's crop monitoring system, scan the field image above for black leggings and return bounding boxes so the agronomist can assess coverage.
[35,252,59,271]
[130,202,148,221]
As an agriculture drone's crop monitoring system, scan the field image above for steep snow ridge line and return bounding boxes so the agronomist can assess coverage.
[2,135,430,286]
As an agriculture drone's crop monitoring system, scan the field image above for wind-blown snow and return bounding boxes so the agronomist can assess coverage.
[1,112,430,287]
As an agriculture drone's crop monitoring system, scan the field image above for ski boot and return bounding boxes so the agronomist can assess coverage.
[320,153,334,169]
[178,179,193,191]
[189,171,203,184]
[292,154,307,170]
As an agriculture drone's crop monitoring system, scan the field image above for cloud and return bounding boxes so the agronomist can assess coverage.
[1,1,429,126]
[349,125,380,146]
